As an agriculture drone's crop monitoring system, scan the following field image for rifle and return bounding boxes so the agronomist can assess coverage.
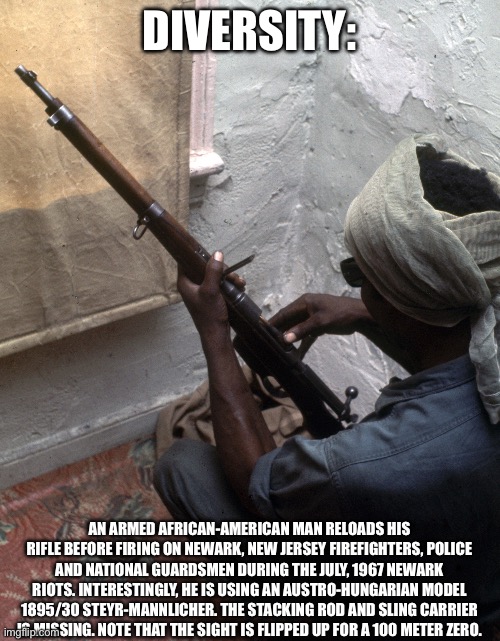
[15,65,358,437]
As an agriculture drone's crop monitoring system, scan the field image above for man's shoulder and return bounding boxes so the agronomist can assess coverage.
[323,355,492,471]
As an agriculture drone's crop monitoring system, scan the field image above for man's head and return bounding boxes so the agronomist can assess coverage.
[343,134,500,422]
[340,254,472,374]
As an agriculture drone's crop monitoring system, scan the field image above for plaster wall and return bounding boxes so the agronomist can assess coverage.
[295,0,499,400]
[1,0,498,487]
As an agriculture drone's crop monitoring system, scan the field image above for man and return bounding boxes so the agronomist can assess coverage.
[154,134,500,622]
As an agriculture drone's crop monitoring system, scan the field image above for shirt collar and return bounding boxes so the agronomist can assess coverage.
[375,355,476,413]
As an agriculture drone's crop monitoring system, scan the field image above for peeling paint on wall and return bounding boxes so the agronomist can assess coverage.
[349,7,435,114]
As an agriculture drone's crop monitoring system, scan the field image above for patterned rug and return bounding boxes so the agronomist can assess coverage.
[0,437,168,634]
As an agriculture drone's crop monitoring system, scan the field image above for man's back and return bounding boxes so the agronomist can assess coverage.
[251,356,500,622]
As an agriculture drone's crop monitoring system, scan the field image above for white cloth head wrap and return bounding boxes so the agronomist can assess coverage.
[344,133,500,424]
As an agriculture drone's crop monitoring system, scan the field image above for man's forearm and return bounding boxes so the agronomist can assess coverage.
[200,326,276,514]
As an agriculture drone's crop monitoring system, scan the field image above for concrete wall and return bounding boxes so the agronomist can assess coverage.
[1,0,498,488]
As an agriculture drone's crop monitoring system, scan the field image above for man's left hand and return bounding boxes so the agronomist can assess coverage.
[177,251,230,338]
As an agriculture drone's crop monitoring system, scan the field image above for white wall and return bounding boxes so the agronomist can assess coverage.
[1,0,498,488]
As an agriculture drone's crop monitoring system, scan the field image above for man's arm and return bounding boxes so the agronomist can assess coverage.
[177,252,276,515]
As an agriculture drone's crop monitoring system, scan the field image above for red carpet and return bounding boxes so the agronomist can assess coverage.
[0,437,167,633]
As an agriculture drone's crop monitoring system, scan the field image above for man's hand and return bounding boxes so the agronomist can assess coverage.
[270,292,417,372]
[269,293,375,343]
[177,251,230,339]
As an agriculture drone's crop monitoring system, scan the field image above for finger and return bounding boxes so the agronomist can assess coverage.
[226,271,246,290]
[269,302,308,330]
[177,264,198,299]
[177,263,198,286]
[202,251,225,291]
[177,263,188,290]
[283,317,322,343]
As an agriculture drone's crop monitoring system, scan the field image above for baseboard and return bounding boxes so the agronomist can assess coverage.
[0,407,162,490]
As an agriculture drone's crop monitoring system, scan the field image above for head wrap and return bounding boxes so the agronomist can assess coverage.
[344,133,500,424]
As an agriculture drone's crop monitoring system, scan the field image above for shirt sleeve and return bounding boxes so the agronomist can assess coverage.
[248,435,344,521]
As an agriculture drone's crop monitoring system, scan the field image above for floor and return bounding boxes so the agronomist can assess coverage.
[0,437,168,635]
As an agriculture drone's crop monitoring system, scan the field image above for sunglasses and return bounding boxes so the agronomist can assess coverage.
[340,257,365,287]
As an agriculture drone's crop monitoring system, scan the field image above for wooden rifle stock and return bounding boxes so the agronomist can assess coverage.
[15,65,358,437]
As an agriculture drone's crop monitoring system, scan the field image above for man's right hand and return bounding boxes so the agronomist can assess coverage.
[269,293,376,343]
